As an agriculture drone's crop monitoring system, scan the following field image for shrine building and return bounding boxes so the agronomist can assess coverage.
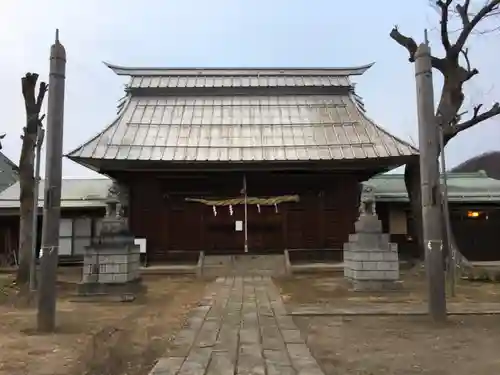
[66,63,418,263]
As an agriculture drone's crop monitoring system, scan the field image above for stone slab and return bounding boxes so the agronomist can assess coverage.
[77,278,146,296]
[148,276,325,375]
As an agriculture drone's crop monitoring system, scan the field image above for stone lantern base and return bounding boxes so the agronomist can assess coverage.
[77,193,145,297]
[77,242,145,296]
[343,184,401,292]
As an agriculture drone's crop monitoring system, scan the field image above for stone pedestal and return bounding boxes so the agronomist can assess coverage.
[343,213,401,291]
[78,189,145,297]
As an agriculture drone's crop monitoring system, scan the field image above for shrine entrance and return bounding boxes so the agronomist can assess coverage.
[185,194,299,254]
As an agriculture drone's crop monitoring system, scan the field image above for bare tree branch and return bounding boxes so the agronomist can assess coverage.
[448,102,500,136]
[389,26,418,61]
[461,47,472,71]
[21,73,38,117]
[455,0,472,28]
[460,47,479,81]
[389,26,446,72]
[36,82,48,112]
[452,0,500,54]
[437,0,454,51]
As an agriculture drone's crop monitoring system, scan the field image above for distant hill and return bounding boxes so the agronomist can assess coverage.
[451,151,500,180]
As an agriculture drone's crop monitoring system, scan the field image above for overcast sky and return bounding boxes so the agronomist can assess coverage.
[0,0,498,178]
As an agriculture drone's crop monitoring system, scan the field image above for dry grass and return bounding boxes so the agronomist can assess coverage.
[0,271,208,375]
[276,268,500,308]
[295,315,500,375]
[276,270,500,375]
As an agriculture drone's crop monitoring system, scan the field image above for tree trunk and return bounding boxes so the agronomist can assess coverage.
[404,161,424,259]
[17,129,36,285]
[17,73,47,288]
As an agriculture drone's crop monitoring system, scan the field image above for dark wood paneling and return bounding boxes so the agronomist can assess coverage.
[126,171,363,262]
[451,209,500,261]
[129,177,166,262]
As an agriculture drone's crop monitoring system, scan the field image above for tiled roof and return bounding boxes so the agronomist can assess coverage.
[127,75,351,89]
[109,63,369,90]
[0,152,19,193]
[68,94,417,162]
[366,171,500,203]
[0,178,111,209]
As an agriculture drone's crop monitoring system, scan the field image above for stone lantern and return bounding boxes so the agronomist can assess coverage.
[343,184,401,291]
[78,181,144,297]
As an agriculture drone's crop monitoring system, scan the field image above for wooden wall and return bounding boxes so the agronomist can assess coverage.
[376,202,500,261]
[0,208,105,265]
[127,171,362,263]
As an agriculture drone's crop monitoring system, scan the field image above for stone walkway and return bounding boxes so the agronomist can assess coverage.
[150,276,325,375]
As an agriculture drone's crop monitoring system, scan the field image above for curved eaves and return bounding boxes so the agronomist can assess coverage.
[349,92,419,157]
[65,95,132,160]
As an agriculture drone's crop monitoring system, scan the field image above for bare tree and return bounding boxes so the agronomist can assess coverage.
[390,0,500,262]
[17,73,47,287]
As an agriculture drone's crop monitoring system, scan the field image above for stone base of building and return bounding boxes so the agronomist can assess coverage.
[200,254,289,277]
[348,278,403,292]
[77,277,147,297]
[343,211,401,291]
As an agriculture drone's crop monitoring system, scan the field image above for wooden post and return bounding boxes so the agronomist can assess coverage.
[243,174,248,253]
[37,30,66,332]
[414,37,447,322]
[29,126,44,291]
[439,125,455,296]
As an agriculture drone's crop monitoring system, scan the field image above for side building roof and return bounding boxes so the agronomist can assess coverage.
[67,64,418,171]
[365,171,500,203]
[0,151,19,193]
[0,178,111,211]
[0,172,498,215]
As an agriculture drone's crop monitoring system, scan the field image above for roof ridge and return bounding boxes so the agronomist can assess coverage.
[369,171,493,180]
[103,62,375,77]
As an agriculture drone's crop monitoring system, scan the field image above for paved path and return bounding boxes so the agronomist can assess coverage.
[150,276,325,375]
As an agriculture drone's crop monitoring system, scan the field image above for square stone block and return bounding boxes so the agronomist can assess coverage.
[384,270,399,280]
[354,216,383,233]
[361,261,378,271]
[350,270,384,280]
[350,279,403,291]
[98,273,113,283]
[382,252,399,261]
[367,252,384,261]
[348,233,387,250]
[376,261,399,271]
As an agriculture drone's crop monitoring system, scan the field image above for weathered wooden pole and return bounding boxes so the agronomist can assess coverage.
[29,125,45,291]
[243,174,248,253]
[438,125,455,296]
[414,37,447,322]
[37,29,66,332]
